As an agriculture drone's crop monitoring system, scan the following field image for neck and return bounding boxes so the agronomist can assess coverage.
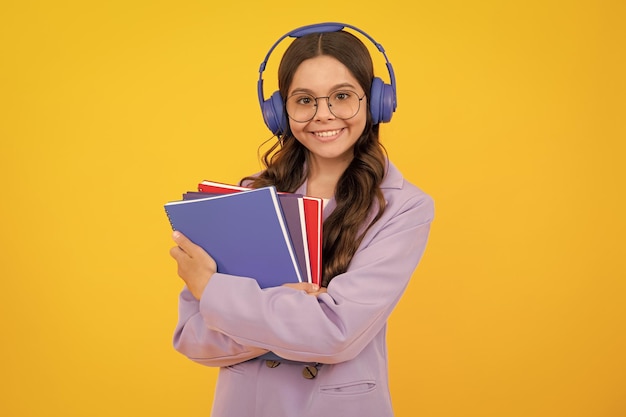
[306,154,352,199]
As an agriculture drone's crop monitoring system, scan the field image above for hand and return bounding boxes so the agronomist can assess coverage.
[170,231,217,300]
[282,282,327,297]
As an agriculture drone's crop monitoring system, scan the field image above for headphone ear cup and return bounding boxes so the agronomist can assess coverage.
[262,91,286,135]
[380,82,396,124]
[369,77,395,124]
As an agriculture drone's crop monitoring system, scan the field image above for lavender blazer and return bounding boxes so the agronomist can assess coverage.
[173,161,434,417]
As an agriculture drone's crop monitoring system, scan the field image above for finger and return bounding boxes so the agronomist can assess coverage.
[169,245,189,261]
[282,282,320,293]
[172,231,198,257]
[281,283,301,290]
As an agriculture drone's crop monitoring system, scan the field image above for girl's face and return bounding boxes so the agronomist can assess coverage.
[287,55,367,168]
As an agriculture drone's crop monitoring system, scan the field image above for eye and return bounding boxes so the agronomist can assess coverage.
[296,95,315,105]
[333,91,352,101]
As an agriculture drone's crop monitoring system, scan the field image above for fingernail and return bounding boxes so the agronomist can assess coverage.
[312,284,319,291]
[173,231,181,240]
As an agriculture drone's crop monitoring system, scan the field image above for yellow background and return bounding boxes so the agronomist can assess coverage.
[1,1,624,416]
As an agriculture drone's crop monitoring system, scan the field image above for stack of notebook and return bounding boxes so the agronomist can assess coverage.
[164,181,323,288]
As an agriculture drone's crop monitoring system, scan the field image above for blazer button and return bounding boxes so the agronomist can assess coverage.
[265,360,281,368]
[302,365,318,379]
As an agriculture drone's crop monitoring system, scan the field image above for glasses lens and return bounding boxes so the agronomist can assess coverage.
[286,90,362,122]
[286,94,317,123]
[328,91,361,120]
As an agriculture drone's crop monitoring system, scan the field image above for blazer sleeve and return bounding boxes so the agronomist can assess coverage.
[173,187,434,365]
[173,288,269,367]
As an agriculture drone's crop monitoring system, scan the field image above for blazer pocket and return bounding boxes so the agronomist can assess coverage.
[320,379,377,395]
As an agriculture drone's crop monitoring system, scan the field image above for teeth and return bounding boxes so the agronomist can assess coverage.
[314,129,341,137]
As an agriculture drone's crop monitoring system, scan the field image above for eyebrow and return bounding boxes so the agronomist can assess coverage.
[289,82,360,95]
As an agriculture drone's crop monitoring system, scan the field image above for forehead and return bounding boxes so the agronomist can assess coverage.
[288,55,360,94]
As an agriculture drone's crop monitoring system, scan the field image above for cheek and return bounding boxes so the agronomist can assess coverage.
[351,113,368,135]
[288,121,308,141]
[289,124,306,147]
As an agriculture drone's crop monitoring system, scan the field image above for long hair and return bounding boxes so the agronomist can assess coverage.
[242,31,387,287]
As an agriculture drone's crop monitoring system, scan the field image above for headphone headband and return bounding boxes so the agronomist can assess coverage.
[257,22,397,135]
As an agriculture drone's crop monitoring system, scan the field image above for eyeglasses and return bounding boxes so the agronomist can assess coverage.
[285,90,365,123]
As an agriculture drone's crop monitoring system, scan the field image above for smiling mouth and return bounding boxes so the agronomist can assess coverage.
[313,129,342,138]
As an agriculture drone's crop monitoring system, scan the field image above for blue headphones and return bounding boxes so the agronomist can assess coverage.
[257,22,398,135]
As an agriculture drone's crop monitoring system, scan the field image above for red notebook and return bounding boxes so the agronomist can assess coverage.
[197,181,323,286]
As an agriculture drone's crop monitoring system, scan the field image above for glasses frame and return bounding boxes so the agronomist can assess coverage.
[285,90,366,123]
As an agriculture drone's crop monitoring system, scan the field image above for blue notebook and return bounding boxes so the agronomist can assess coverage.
[164,186,303,288]
[182,191,310,283]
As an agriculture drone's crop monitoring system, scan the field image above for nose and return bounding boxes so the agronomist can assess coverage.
[314,97,335,120]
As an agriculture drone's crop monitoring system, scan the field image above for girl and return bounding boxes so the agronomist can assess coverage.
[170,23,434,416]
